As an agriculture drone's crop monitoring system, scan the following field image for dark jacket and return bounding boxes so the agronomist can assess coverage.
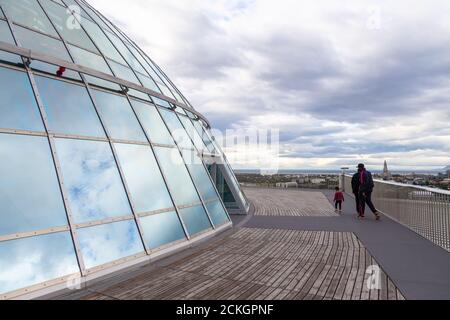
[351,170,375,194]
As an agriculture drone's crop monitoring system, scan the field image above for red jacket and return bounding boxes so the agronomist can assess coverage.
[334,192,345,202]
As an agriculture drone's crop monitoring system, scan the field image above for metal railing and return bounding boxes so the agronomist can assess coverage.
[344,175,450,252]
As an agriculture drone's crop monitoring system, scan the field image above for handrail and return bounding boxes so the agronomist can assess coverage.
[344,174,450,196]
[343,174,450,252]
[0,41,212,128]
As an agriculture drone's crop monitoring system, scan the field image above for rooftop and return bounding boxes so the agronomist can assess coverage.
[50,187,450,300]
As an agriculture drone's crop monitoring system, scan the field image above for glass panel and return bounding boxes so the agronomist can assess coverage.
[77,220,144,269]
[0,232,79,294]
[55,138,132,224]
[154,147,200,206]
[35,75,106,137]
[179,205,212,237]
[114,143,173,213]
[105,31,146,74]
[84,74,121,91]
[108,60,140,84]
[81,18,126,64]
[151,96,171,109]
[178,115,207,151]
[68,44,112,75]
[14,25,71,61]
[0,134,68,236]
[40,0,98,52]
[0,20,22,63]
[159,109,194,149]
[181,149,218,201]
[128,89,150,101]
[206,201,229,227]
[140,211,186,249]
[0,0,58,37]
[131,100,175,145]
[158,83,175,99]
[91,89,147,142]
[0,67,45,132]
[136,72,161,93]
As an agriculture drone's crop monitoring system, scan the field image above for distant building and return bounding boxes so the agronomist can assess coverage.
[276,182,299,188]
[382,161,392,180]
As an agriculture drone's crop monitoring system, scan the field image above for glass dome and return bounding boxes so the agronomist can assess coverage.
[0,0,248,299]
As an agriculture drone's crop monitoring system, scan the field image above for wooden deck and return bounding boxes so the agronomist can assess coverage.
[64,228,404,300]
[244,188,338,217]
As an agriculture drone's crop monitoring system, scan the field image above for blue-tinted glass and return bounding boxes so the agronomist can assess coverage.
[0,20,22,63]
[81,18,126,64]
[131,100,175,145]
[40,0,98,52]
[206,201,229,227]
[179,205,212,237]
[154,147,200,206]
[0,67,44,132]
[14,25,71,61]
[77,220,144,269]
[84,75,121,91]
[35,76,106,137]
[92,90,147,142]
[151,96,172,109]
[0,134,68,236]
[159,109,194,149]
[108,60,140,84]
[178,115,207,151]
[181,149,218,201]
[68,44,112,75]
[115,144,173,213]
[136,73,161,93]
[0,0,58,37]
[106,31,147,74]
[140,211,186,249]
[55,138,132,224]
[0,232,79,295]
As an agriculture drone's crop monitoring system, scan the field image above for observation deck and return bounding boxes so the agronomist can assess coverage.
[51,180,450,300]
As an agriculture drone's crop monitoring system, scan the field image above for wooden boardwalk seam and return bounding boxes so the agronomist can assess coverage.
[244,188,338,217]
[69,228,404,300]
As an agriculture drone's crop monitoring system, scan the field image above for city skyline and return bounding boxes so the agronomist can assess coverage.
[89,0,450,170]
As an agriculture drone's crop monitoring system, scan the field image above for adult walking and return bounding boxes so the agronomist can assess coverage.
[351,163,381,220]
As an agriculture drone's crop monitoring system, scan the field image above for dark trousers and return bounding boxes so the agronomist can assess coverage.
[356,191,377,216]
[335,201,342,210]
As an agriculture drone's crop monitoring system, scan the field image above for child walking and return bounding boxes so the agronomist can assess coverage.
[334,187,345,213]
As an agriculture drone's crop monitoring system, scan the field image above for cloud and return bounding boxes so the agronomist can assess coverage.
[87,0,450,169]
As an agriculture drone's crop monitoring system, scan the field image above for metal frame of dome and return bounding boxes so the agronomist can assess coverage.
[0,0,249,300]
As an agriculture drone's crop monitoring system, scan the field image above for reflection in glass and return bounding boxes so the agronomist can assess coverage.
[178,115,207,151]
[154,147,200,207]
[179,205,212,237]
[131,100,175,145]
[55,138,132,224]
[77,220,144,269]
[181,149,218,201]
[14,25,71,62]
[40,0,98,52]
[0,134,67,236]
[140,211,186,249]
[0,232,79,294]
[68,44,112,75]
[81,18,126,64]
[115,144,173,213]
[35,75,105,137]
[92,90,147,142]
[206,201,229,227]
[0,0,58,37]
[0,20,22,63]
[159,109,194,149]
[109,60,140,85]
[0,67,44,132]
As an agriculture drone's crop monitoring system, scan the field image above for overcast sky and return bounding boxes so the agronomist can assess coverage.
[89,0,450,171]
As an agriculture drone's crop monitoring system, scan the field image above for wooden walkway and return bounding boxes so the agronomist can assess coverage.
[64,228,404,300]
[244,188,338,217]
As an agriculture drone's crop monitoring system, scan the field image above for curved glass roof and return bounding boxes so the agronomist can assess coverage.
[0,0,250,299]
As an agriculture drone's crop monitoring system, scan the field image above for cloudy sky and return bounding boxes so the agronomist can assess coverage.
[88,0,450,171]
